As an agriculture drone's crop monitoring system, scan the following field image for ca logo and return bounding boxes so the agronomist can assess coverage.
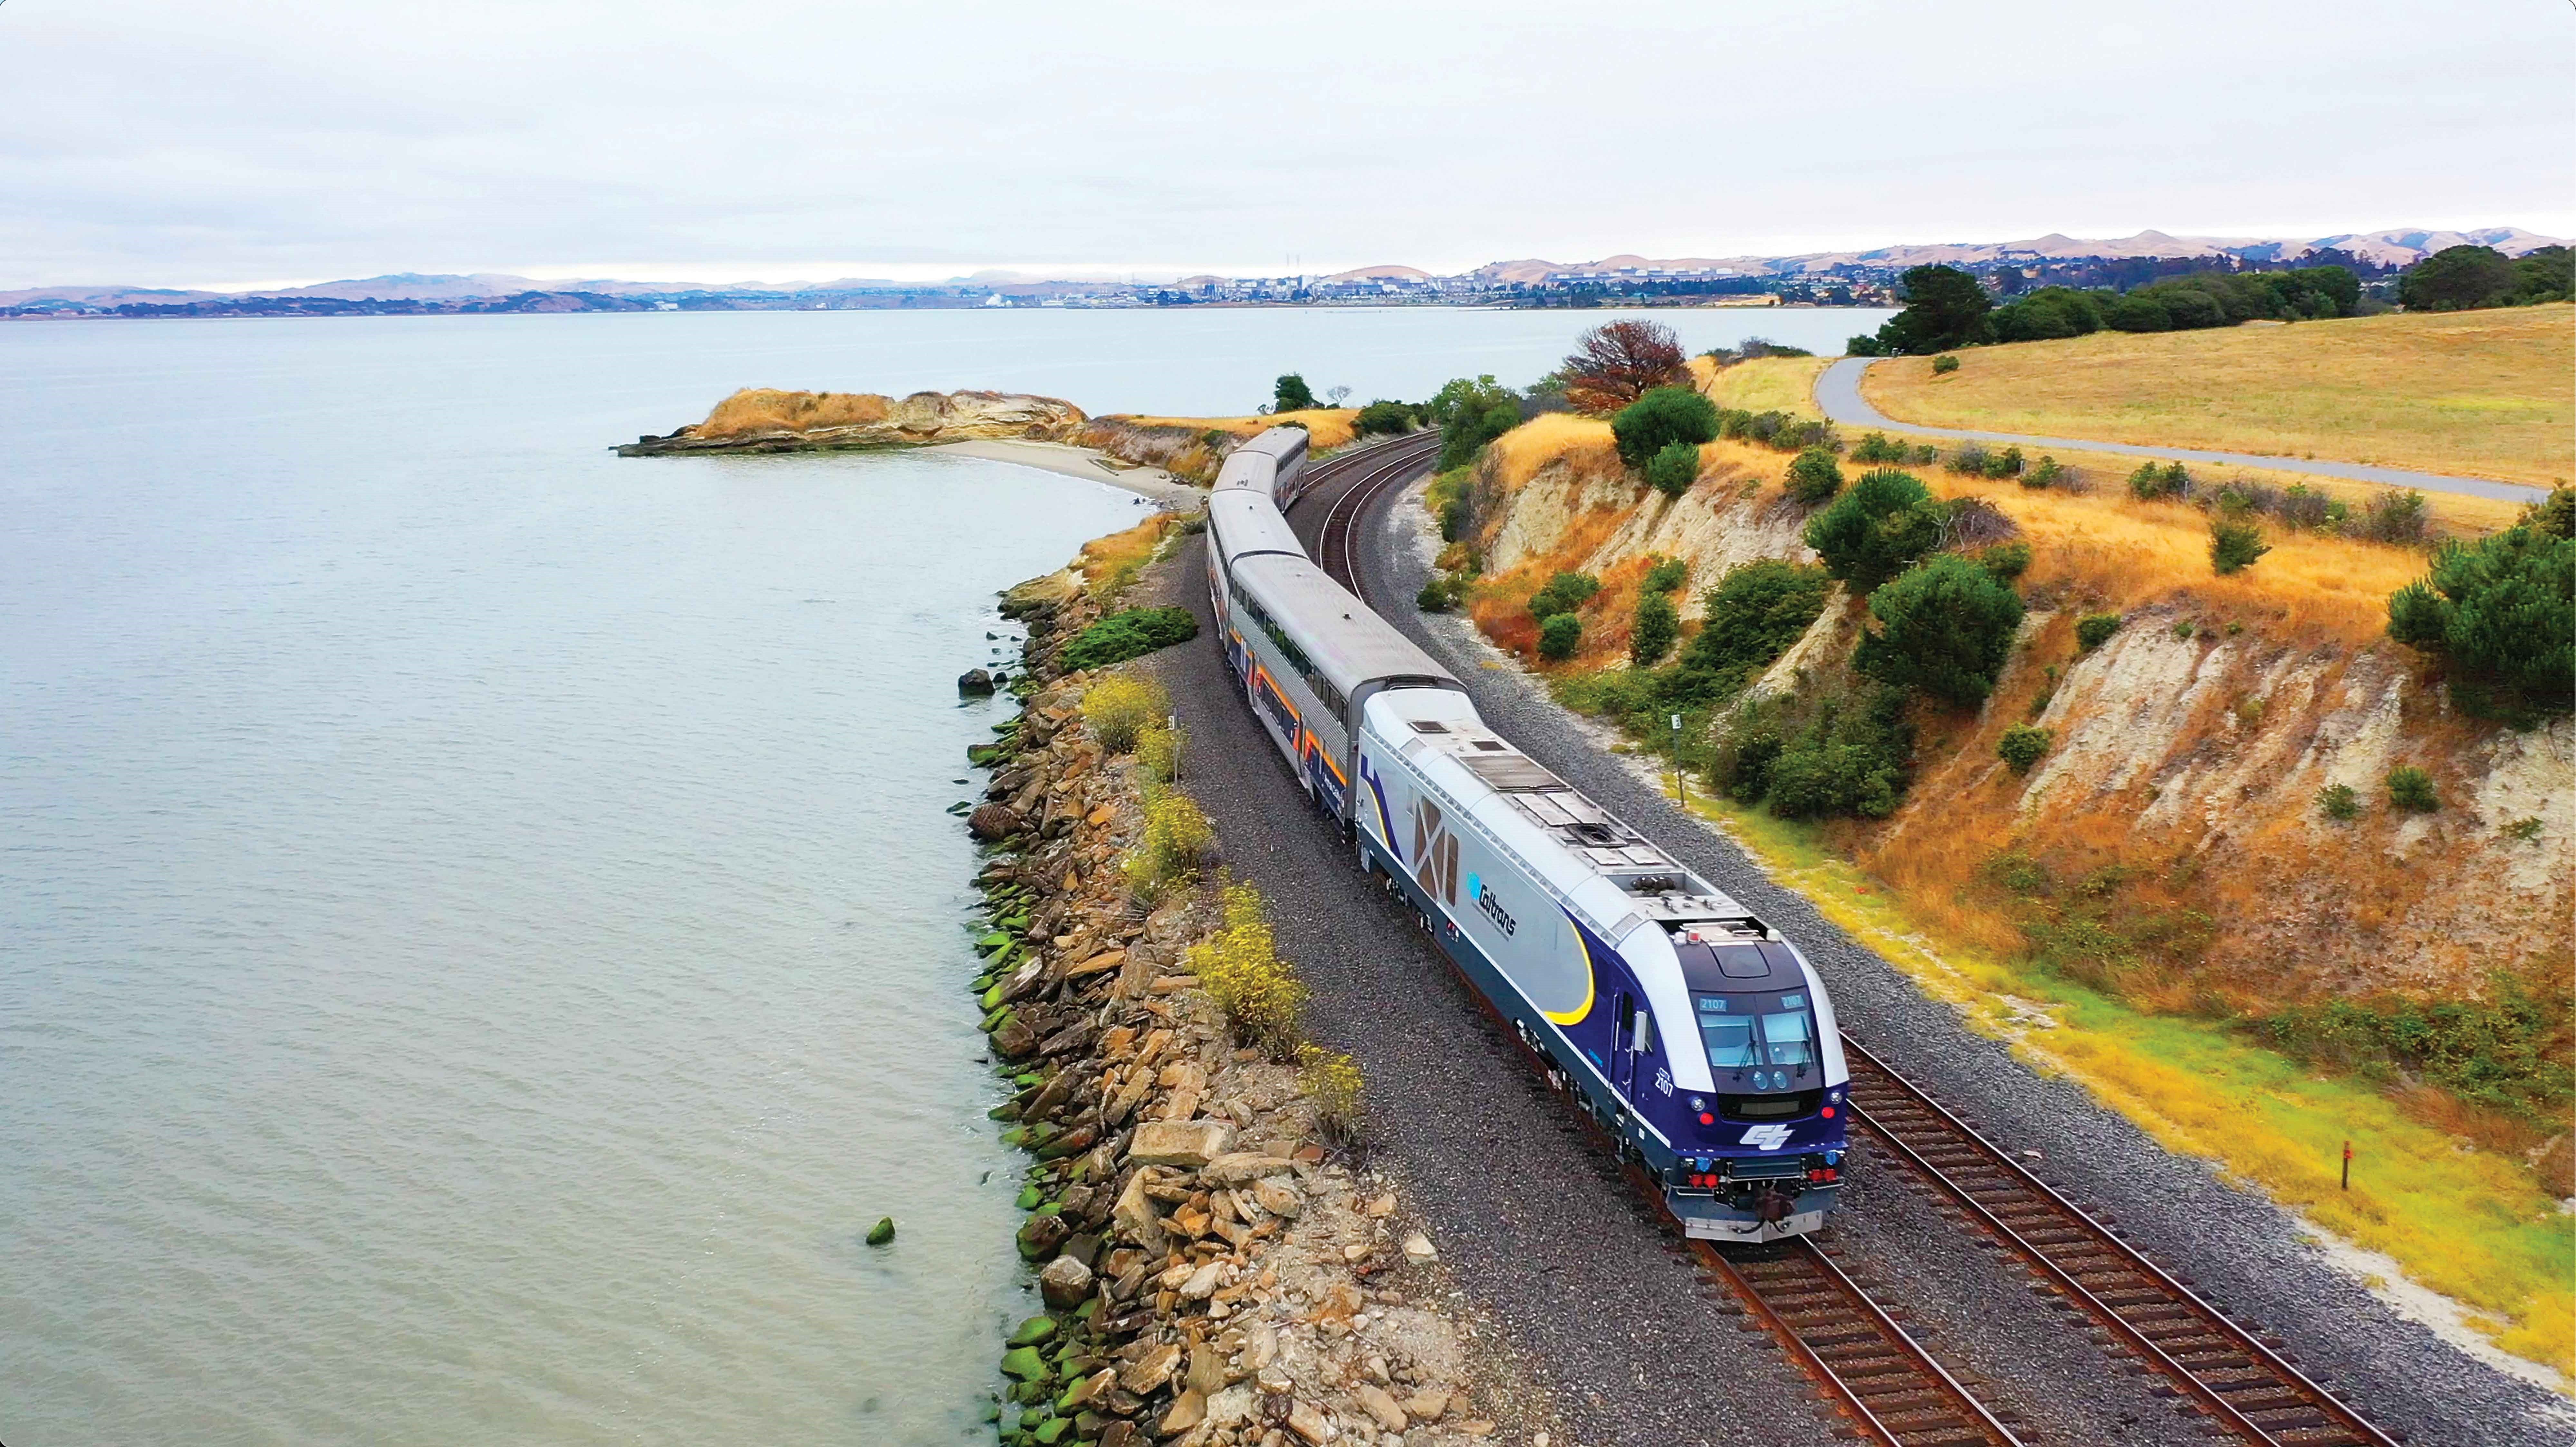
[1739,1124,1793,1151]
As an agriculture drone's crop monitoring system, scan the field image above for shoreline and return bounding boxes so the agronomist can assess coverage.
[929,438,1202,509]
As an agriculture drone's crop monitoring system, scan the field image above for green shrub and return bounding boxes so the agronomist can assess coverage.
[1744,685,1913,819]
[1416,576,1456,612]
[1946,443,1992,476]
[1642,556,1688,594]
[1644,440,1701,498]
[2504,816,2544,841]
[2385,515,2575,721]
[1910,444,1938,466]
[1528,570,1600,619]
[1539,613,1583,661]
[1978,540,2032,583]
[1353,399,1414,436]
[1428,374,1523,470]
[1857,554,2026,704]
[1804,468,1946,591]
[1930,353,1961,375]
[1851,432,1907,464]
[2075,612,2123,650]
[2317,782,2360,821]
[1990,445,2023,478]
[2386,766,2439,813]
[1784,446,1844,503]
[2173,619,2197,640]
[2210,519,2271,575]
[1631,593,1679,666]
[2360,489,2429,545]
[1678,560,1833,683]
[1996,724,2052,774]
[1059,605,1199,672]
[2128,460,2189,500]
[1611,387,1720,469]
[2253,973,2571,1123]
[2024,455,2064,489]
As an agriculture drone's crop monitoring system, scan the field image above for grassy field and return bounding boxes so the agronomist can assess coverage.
[1112,408,1360,451]
[1683,791,2574,1380]
[1859,306,2574,488]
[1692,354,1831,419]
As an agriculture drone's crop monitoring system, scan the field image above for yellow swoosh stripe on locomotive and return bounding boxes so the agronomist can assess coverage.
[1203,428,1850,1242]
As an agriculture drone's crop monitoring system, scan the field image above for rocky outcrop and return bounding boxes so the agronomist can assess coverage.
[962,576,1502,1447]
[619,389,1087,455]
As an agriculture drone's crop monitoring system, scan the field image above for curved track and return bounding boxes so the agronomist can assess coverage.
[1312,454,2407,1447]
[1306,431,1444,592]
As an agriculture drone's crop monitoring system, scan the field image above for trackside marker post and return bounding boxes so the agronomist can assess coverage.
[1671,714,1685,808]
[2341,1140,2351,1191]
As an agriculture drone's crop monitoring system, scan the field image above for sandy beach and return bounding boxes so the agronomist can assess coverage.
[926,438,1202,508]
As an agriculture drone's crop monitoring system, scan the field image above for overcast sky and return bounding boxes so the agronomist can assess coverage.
[4,0,2568,289]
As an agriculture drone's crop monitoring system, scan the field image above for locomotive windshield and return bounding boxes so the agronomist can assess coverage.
[1693,991,1820,1085]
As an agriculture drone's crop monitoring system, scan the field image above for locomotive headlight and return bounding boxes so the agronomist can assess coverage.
[1688,1097,1705,1112]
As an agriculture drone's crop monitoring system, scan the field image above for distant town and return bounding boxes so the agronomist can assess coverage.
[4,226,2557,320]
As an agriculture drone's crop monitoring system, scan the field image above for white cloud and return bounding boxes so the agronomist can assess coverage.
[0,0,2565,285]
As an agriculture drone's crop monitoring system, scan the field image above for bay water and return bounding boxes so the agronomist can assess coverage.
[0,304,1890,1444]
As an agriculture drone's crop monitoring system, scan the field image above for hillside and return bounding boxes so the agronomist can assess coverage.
[1859,307,2575,490]
[1422,415,2572,1371]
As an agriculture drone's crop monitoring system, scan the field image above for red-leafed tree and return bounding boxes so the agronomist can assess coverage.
[1562,320,1689,412]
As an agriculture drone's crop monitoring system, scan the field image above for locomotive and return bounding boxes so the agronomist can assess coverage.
[1201,428,1848,1241]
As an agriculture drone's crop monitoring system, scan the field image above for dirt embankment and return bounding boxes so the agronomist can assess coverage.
[619,388,1090,455]
[954,570,1515,1447]
[1452,429,2571,1008]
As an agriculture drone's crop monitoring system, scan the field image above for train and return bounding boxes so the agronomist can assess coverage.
[1201,427,1850,1242]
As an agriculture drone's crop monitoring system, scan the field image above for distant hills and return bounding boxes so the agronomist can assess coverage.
[8,227,2561,314]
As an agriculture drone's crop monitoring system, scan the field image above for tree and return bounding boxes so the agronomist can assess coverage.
[1610,386,1719,468]
[2104,293,2172,332]
[1539,613,1583,661]
[1562,320,1689,412]
[1274,373,1318,412]
[1644,441,1700,498]
[1856,554,2026,704]
[1354,400,1414,436]
[2512,245,2572,305]
[1325,385,1353,407]
[2210,519,2271,575]
[2399,246,2519,312]
[1802,468,1946,590]
[1631,593,1679,666]
[1784,446,1843,503]
[2386,518,2576,721]
[1872,265,1992,353]
[1425,375,1522,469]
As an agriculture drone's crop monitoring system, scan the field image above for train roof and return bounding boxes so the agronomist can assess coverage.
[1211,426,1309,495]
[1231,553,1459,694]
[1207,488,1307,564]
[1361,687,1763,945]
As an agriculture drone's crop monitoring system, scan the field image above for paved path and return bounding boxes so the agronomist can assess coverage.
[1815,357,2550,505]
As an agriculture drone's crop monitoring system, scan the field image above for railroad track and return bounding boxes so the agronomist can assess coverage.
[1306,430,1443,597]
[1841,1036,2403,1447]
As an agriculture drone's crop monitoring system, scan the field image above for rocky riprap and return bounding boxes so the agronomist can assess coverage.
[961,580,1512,1447]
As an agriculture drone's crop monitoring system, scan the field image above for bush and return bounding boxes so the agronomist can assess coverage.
[2253,974,2570,1123]
[1857,554,2027,704]
[1642,556,1688,594]
[1784,446,1844,503]
[1996,724,2052,774]
[2210,519,2271,575]
[2277,483,2331,531]
[1978,540,2032,583]
[2127,460,2190,500]
[1060,605,1199,672]
[1138,719,1185,788]
[1354,399,1415,436]
[1743,685,1913,819]
[1611,387,1721,469]
[1851,432,1908,464]
[1681,560,1834,679]
[2317,782,2360,821]
[1428,375,1522,470]
[1991,445,2023,478]
[1081,673,1168,753]
[1946,443,1991,476]
[1644,440,1701,498]
[1416,576,1456,612]
[1190,882,1306,1055]
[2385,766,2439,813]
[1297,1044,1364,1145]
[2075,612,2123,650]
[1528,570,1600,619]
[2024,455,2064,489]
[2360,489,2428,545]
[2386,516,2575,721]
[1803,468,1946,590]
[1910,444,1939,466]
[1930,353,1961,375]
[1538,613,1583,661]
[1126,791,1213,896]
[1631,593,1679,666]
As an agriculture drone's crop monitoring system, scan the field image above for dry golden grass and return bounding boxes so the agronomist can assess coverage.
[1489,413,1618,488]
[1695,355,1831,420]
[1860,306,2575,487]
[1075,512,1182,601]
[1113,409,1360,451]
[698,388,891,438]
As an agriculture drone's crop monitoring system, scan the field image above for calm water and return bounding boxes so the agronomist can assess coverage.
[0,305,1890,1445]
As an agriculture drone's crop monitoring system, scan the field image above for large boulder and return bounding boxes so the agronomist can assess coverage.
[1127,1119,1235,1169]
[1037,1252,1094,1310]
[967,804,1020,842]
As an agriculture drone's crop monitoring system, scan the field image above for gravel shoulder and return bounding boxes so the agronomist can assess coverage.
[1348,471,2573,1447]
